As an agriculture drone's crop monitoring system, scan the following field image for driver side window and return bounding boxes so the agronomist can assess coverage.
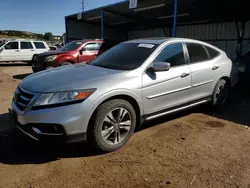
[4,42,19,50]
[154,43,185,67]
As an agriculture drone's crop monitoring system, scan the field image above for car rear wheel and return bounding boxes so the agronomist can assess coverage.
[88,99,136,152]
[212,79,229,109]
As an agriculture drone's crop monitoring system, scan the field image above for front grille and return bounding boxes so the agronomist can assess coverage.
[33,56,46,72]
[36,56,45,62]
[34,56,45,66]
[14,87,34,111]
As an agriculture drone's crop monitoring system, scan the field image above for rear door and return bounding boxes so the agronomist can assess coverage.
[185,43,218,101]
[142,43,192,115]
[79,42,102,63]
[19,41,35,61]
[0,41,20,61]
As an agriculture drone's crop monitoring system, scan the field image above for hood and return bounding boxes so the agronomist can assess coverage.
[39,50,66,56]
[20,64,122,92]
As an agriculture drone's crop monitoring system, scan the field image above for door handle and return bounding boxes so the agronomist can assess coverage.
[31,49,34,51]
[181,73,190,78]
[15,50,20,52]
[212,66,219,70]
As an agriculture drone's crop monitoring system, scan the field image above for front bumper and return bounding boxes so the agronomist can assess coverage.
[10,99,93,143]
[32,59,54,73]
[32,61,46,73]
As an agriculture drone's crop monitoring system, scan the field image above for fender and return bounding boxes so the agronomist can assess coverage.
[90,89,143,116]
[214,73,231,88]
[55,55,76,66]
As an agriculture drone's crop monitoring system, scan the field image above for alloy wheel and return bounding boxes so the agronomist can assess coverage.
[101,108,132,145]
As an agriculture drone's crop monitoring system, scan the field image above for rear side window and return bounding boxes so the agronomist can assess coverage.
[4,42,18,50]
[84,43,101,51]
[154,43,185,67]
[21,42,33,49]
[204,46,220,59]
[34,42,46,49]
[186,43,209,63]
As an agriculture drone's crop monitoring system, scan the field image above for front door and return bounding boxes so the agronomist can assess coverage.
[0,41,20,61]
[78,42,102,63]
[142,43,192,115]
[19,42,35,61]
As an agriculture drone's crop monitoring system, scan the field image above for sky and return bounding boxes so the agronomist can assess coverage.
[0,0,125,35]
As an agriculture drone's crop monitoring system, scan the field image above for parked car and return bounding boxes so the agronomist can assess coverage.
[10,38,238,152]
[49,46,58,51]
[55,43,63,49]
[32,39,119,72]
[0,40,49,63]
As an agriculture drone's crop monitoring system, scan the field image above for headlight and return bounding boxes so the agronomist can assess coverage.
[45,55,57,62]
[33,89,96,108]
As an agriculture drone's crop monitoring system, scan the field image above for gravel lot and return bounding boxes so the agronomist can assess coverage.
[0,63,250,188]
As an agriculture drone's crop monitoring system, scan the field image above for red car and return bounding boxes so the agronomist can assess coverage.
[32,39,117,72]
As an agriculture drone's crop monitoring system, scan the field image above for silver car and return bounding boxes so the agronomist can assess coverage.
[10,38,238,152]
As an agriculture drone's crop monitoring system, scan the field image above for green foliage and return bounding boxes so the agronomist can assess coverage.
[0,30,58,41]
[44,32,53,41]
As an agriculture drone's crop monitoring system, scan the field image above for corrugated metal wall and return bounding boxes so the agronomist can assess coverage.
[177,22,238,59]
[177,22,238,40]
[128,22,240,59]
[67,19,250,59]
[242,21,250,54]
[128,27,171,39]
[66,19,127,42]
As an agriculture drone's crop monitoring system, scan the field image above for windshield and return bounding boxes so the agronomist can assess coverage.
[89,43,158,70]
[59,41,84,51]
[0,42,5,48]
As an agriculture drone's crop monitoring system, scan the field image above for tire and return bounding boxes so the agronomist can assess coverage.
[30,55,38,65]
[60,62,72,66]
[88,99,136,152]
[212,79,229,110]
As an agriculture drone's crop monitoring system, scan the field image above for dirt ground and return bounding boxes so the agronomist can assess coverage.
[0,62,250,188]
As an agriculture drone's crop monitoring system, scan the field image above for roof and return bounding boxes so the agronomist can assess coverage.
[125,37,225,52]
[66,0,244,30]
[127,37,170,44]
[9,39,46,42]
[125,37,209,44]
[73,39,103,42]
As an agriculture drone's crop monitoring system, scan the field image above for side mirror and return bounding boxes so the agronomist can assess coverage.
[0,47,4,53]
[80,47,86,55]
[153,62,171,72]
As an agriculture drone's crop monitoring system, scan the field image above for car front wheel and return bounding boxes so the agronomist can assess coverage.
[88,99,136,152]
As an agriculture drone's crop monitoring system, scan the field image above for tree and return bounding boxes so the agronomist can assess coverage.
[44,32,53,41]
[36,33,44,39]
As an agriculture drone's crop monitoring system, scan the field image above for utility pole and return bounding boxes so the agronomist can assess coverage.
[82,0,84,12]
